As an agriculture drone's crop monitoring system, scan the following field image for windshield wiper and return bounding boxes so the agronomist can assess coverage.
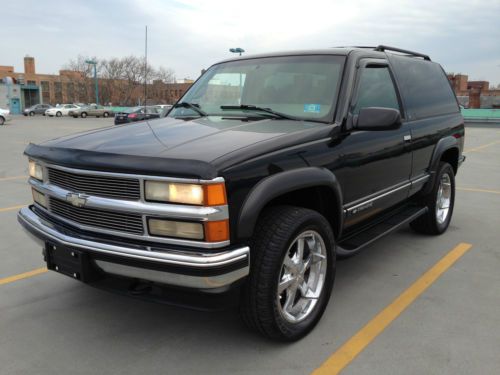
[220,104,299,121]
[173,102,207,117]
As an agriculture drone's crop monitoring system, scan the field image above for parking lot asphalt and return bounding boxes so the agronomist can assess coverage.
[1,116,499,375]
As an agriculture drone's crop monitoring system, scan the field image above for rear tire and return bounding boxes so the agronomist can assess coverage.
[240,206,335,341]
[0,116,4,125]
[103,112,109,118]
[410,162,455,235]
[56,111,62,117]
[29,111,35,116]
[81,112,87,118]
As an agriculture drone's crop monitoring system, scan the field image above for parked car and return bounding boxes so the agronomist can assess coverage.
[19,46,465,341]
[114,106,161,125]
[23,104,53,116]
[69,105,113,118]
[45,104,80,117]
[154,104,173,112]
[0,108,12,125]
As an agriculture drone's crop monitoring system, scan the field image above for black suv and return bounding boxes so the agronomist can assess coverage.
[19,46,465,341]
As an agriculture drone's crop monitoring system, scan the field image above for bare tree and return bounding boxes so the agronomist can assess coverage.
[62,55,176,106]
[62,55,99,103]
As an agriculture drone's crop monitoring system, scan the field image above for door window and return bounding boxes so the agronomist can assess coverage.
[353,66,400,115]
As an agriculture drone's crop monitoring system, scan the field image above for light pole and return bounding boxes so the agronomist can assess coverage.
[229,47,245,56]
[229,48,245,102]
[85,59,98,105]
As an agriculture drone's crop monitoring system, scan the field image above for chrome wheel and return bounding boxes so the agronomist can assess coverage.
[277,230,327,323]
[436,173,452,224]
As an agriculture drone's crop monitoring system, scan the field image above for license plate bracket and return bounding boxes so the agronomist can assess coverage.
[45,243,99,283]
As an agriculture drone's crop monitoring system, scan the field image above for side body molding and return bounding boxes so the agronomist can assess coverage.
[423,135,459,194]
[237,167,343,239]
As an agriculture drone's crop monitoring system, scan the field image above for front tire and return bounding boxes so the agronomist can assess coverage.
[0,116,4,125]
[410,162,455,235]
[240,206,335,341]
[56,111,62,117]
[29,111,35,116]
[103,112,109,118]
[81,112,87,118]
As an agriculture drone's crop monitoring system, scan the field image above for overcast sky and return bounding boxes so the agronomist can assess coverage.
[2,0,500,85]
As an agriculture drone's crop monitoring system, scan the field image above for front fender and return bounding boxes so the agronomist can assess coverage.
[237,167,343,239]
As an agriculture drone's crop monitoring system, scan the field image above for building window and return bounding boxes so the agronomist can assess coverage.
[54,82,63,104]
[66,83,75,103]
[41,81,50,104]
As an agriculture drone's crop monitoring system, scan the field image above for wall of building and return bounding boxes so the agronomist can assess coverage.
[0,83,22,113]
[481,95,500,108]
[448,74,500,109]
[0,84,10,109]
[0,56,193,107]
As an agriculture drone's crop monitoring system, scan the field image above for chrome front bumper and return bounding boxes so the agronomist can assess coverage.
[18,207,250,290]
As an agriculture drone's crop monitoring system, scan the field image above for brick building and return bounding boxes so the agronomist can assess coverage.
[0,56,193,112]
[447,73,500,109]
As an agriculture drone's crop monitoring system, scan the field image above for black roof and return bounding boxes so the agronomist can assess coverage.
[217,45,431,64]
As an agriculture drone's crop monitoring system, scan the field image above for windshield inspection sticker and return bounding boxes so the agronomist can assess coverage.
[304,104,321,113]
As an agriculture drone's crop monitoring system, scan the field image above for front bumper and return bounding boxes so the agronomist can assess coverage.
[18,206,250,291]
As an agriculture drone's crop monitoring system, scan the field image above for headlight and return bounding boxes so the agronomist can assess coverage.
[32,188,47,207]
[148,218,204,240]
[144,181,226,206]
[29,160,44,181]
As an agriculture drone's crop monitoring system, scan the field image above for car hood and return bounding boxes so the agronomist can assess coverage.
[25,116,329,179]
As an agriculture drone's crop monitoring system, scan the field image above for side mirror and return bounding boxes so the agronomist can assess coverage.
[355,107,401,131]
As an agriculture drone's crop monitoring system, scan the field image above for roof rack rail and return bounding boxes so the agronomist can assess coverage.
[334,46,377,49]
[374,45,431,61]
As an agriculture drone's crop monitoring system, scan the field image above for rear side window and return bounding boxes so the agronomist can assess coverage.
[389,56,459,120]
[352,66,400,115]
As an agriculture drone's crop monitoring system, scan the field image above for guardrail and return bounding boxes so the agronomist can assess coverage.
[462,109,500,123]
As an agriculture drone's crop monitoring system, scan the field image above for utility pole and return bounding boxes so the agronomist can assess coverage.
[144,25,148,110]
[85,60,98,105]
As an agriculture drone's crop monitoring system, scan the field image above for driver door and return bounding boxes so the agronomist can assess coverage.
[338,59,412,226]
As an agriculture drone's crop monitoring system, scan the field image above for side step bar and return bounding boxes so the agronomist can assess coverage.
[337,206,428,257]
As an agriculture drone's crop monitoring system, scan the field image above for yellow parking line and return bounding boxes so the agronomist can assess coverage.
[464,140,500,153]
[457,187,500,195]
[0,204,28,213]
[312,242,472,375]
[0,267,48,285]
[0,175,26,182]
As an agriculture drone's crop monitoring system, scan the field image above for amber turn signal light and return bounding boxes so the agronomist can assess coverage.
[204,183,227,206]
[204,220,229,242]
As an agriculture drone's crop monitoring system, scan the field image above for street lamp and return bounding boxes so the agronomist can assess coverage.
[85,59,98,105]
[229,48,245,103]
[229,48,245,56]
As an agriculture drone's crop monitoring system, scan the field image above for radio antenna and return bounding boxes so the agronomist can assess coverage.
[144,25,148,113]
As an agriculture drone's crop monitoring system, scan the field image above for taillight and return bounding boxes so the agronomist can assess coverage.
[128,113,137,118]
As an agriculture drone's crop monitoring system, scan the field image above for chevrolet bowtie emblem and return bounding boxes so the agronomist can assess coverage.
[66,192,89,208]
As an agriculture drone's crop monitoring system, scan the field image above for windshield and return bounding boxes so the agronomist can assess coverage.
[168,55,345,122]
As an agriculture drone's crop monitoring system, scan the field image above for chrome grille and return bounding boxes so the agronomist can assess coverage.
[47,168,140,201]
[49,197,144,235]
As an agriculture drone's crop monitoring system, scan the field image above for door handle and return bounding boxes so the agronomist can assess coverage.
[403,134,412,142]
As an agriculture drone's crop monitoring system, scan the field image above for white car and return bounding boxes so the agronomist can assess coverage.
[45,104,80,117]
[0,108,12,125]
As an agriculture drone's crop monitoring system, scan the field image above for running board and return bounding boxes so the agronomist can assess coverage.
[337,206,428,257]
